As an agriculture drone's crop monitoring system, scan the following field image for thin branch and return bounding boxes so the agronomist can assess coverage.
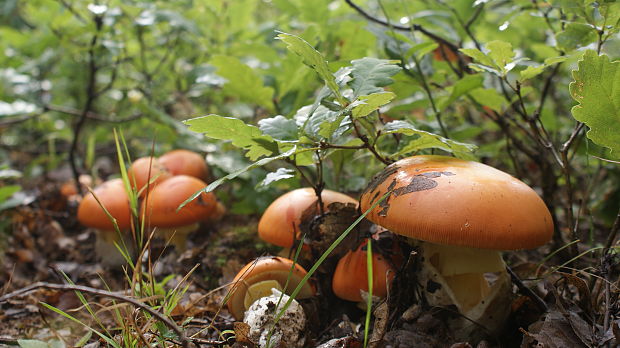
[343,0,459,52]
[46,104,142,123]
[0,282,191,348]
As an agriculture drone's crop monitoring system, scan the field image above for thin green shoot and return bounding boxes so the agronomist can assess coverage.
[535,239,580,276]
[363,239,373,348]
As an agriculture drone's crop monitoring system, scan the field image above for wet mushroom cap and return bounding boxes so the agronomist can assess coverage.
[159,149,209,181]
[77,178,132,230]
[258,188,358,248]
[227,256,316,320]
[141,175,217,227]
[127,156,172,195]
[360,155,553,250]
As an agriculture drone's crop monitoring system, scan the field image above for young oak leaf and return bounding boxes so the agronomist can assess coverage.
[569,50,620,153]
[184,115,279,161]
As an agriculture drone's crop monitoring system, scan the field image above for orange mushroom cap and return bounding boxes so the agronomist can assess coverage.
[77,178,131,230]
[332,239,396,302]
[360,155,553,250]
[141,175,218,228]
[159,149,209,181]
[127,156,172,196]
[227,256,316,320]
[258,188,358,248]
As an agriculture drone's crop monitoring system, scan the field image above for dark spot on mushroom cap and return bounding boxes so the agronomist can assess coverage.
[363,164,400,195]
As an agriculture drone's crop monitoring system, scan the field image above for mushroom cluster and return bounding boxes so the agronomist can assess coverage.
[76,149,223,264]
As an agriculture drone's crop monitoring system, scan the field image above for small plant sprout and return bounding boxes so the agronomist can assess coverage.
[227,256,316,347]
[77,178,133,266]
[141,175,222,251]
[360,155,553,338]
[258,188,358,251]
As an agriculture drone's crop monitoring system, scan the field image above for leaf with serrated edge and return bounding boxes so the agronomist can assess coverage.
[352,92,396,118]
[459,48,495,67]
[277,32,345,104]
[569,50,620,153]
[486,40,515,72]
[349,58,401,98]
[184,115,278,160]
[383,120,477,159]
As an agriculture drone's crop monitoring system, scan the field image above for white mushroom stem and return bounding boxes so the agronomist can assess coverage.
[95,229,133,266]
[418,241,512,337]
[156,223,199,252]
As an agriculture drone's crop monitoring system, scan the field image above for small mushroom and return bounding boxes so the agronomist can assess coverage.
[228,257,316,348]
[77,178,133,265]
[127,156,172,196]
[332,238,396,303]
[140,175,221,251]
[159,149,209,181]
[258,188,358,249]
[360,155,553,338]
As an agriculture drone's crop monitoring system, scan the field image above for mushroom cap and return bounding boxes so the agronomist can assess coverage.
[332,239,396,302]
[159,149,209,181]
[227,256,316,320]
[77,178,132,230]
[127,156,172,196]
[141,175,217,227]
[258,188,358,248]
[360,155,553,250]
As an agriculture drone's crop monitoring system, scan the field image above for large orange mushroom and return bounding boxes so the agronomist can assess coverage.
[360,155,553,337]
[258,188,358,249]
[141,175,222,251]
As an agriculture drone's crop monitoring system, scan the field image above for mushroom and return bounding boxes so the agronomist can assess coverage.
[159,149,209,181]
[359,155,553,337]
[227,256,316,348]
[140,175,221,251]
[77,178,133,265]
[332,238,396,303]
[127,156,172,196]
[258,188,358,249]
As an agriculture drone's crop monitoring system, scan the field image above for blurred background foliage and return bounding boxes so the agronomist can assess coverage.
[0,0,619,232]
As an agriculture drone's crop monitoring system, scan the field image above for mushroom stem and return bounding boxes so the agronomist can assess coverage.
[96,229,132,266]
[419,241,512,337]
[157,223,199,252]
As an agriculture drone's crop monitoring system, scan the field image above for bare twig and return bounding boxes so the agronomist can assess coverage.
[0,282,191,348]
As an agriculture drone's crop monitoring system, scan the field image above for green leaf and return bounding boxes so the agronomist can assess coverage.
[519,65,546,81]
[277,32,345,104]
[349,57,401,98]
[569,50,620,153]
[258,115,299,141]
[185,115,278,160]
[459,48,494,67]
[295,104,343,140]
[178,146,304,208]
[556,23,598,52]
[0,185,21,202]
[469,88,507,112]
[406,41,438,59]
[486,40,515,72]
[258,168,296,187]
[438,74,483,110]
[383,120,477,159]
[351,92,396,118]
[210,55,275,111]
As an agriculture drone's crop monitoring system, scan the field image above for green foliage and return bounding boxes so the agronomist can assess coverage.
[570,50,620,153]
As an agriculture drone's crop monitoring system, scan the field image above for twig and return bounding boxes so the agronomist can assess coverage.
[0,282,191,348]
[506,266,548,312]
[343,0,459,52]
[46,104,142,123]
